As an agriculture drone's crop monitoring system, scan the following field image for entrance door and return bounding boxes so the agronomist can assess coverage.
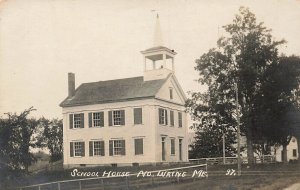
[162,137,166,161]
[179,139,183,161]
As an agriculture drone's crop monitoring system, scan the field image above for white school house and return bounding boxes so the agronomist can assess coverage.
[60,15,189,168]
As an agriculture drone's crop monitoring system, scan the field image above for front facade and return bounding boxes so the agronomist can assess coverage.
[60,16,188,168]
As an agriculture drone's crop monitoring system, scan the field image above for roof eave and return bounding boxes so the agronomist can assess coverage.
[60,96,156,108]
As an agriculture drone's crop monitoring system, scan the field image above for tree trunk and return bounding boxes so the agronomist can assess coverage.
[296,135,300,162]
[246,125,255,164]
[282,144,288,164]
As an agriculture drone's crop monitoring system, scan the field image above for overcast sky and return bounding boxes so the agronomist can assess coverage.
[0,0,300,119]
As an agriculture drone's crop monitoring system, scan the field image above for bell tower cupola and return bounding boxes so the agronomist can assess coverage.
[141,14,177,81]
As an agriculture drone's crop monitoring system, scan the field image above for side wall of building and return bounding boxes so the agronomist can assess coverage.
[62,99,157,168]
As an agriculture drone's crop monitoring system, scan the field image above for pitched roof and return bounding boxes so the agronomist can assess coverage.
[60,76,167,107]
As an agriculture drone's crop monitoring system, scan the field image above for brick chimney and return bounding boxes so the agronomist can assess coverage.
[68,73,75,97]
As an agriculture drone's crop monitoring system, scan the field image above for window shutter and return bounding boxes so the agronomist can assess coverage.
[120,110,125,125]
[70,142,74,157]
[88,113,93,128]
[165,110,168,125]
[140,139,143,154]
[89,141,93,156]
[100,141,105,156]
[158,108,162,124]
[81,142,85,157]
[121,140,126,155]
[100,112,104,127]
[80,113,84,128]
[170,110,174,126]
[134,139,138,155]
[109,140,113,156]
[135,139,143,155]
[69,114,73,129]
[108,111,112,126]
[134,108,142,125]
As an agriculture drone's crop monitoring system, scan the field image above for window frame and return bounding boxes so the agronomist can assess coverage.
[170,110,174,127]
[73,114,82,129]
[74,141,83,157]
[93,140,104,156]
[293,149,297,157]
[169,87,173,100]
[92,112,104,127]
[113,110,122,126]
[159,108,168,125]
[133,107,143,125]
[113,140,123,156]
[178,112,183,128]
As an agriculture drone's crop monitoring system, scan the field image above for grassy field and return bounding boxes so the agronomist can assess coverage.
[151,163,300,190]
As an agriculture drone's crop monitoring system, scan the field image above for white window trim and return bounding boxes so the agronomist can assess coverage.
[170,110,174,127]
[73,113,82,129]
[178,112,183,128]
[74,141,83,157]
[113,110,122,126]
[160,108,168,125]
[93,140,104,157]
[112,139,124,156]
[92,112,103,128]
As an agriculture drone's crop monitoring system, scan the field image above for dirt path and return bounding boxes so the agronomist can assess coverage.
[283,183,300,190]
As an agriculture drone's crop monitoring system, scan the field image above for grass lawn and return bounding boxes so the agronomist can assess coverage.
[7,162,300,190]
[150,163,300,190]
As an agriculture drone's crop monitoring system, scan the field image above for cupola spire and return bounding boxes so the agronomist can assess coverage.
[153,14,163,47]
[141,13,177,81]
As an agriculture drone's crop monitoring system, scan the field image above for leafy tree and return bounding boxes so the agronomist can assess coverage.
[188,7,285,164]
[189,125,236,159]
[37,118,63,162]
[0,107,38,187]
[186,90,237,158]
[256,55,300,163]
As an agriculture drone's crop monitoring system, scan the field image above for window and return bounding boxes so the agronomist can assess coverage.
[109,110,125,126]
[169,88,173,99]
[69,113,84,129]
[293,149,297,157]
[109,140,125,156]
[89,141,105,156]
[89,112,104,127]
[134,108,143,125]
[113,111,121,125]
[170,110,174,126]
[134,138,143,155]
[114,140,122,155]
[74,114,82,128]
[178,112,183,127]
[70,141,85,157]
[170,138,175,155]
[159,108,168,125]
